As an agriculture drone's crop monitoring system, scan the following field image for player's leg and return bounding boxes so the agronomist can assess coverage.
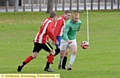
[43,43,55,72]
[58,39,68,69]
[62,49,68,69]
[17,43,42,72]
[67,40,77,70]
[47,36,60,64]
[54,36,67,69]
[54,36,61,56]
[58,49,66,69]
[56,36,69,69]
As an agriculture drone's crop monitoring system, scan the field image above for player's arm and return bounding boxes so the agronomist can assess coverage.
[63,24,72,44]
[54,19,63,38]
[47,22,58,44]
[62,23,70,41]
[77,20,82,31]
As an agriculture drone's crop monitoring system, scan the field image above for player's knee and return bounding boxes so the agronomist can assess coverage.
[60,51,65,57]
[72,51,77,55]
[32,55,37,58]
[65,52,68,56]
[32,52,38,58]
[50,50,55,55]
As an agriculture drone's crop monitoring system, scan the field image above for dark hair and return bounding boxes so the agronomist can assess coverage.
[49,11,56,18]
[64,10,71,14]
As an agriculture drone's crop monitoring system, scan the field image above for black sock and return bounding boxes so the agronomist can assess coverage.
[54,48,60,56]
[62,56,67,68]
[44,62,50,69]
[20,62,26,67]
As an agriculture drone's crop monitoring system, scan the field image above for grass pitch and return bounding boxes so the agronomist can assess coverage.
[0,11,120,78]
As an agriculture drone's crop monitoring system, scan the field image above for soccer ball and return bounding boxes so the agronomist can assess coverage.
[81,41,89,49]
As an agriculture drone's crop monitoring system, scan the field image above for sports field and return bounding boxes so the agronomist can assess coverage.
[0,10,120,78]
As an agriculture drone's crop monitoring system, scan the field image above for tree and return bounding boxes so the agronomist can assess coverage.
[46,0,53,13]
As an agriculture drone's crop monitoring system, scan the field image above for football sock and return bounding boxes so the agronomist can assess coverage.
[62,56,67,68]
[45,54,54,69]
[24,56,33,64]
[19,56,33,68]
[68,54,76,68]
[47,54,54,63]
[59,57,64,66]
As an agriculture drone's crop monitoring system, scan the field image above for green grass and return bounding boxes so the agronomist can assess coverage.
[0,11,120,78]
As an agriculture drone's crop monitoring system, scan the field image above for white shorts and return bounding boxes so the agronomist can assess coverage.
[60,39,77,50]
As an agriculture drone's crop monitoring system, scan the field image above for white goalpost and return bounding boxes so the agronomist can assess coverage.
[86,9,90,45]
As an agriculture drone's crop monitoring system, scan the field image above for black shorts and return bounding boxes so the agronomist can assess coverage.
[33,42,53,53]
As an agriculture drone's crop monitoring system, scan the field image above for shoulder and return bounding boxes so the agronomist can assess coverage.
[65,20,71,28]
[57,16,64,20]
[49,21,55,25]
[76,20,82,26]
[57,17,64,23]
[78,20,82,24]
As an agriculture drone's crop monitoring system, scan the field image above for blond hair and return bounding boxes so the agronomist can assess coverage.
[72,12,79,17]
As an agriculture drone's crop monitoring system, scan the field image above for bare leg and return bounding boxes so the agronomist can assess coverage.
[67,45,77,70]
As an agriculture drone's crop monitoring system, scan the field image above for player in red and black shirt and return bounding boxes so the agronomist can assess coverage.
[17,11,59,72]
[53,10,71,69]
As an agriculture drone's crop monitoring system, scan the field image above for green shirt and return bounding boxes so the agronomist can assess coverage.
[62,19,82,40]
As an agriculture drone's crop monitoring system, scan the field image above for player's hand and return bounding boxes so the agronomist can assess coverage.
[52,41,55,45]
[68,40,72,44]
[52,41,58,45]
[47,40,50,43]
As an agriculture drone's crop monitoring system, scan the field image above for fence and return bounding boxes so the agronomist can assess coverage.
[0,0,119,12]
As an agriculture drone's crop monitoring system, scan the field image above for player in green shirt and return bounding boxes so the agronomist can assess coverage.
[59,11,82,70]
